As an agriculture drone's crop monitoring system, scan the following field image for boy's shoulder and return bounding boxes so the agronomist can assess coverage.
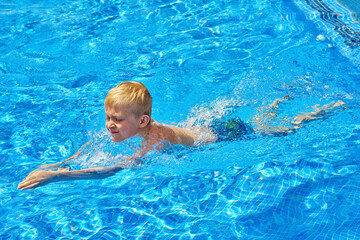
[148,121,194,146]
[148,121,176,139]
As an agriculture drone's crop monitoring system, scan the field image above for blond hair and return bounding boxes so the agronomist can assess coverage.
[105,81,152,118]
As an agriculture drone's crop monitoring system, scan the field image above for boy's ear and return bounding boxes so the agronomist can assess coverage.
[139,115,150,128]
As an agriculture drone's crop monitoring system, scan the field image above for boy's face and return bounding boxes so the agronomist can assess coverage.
[105,105,143,142]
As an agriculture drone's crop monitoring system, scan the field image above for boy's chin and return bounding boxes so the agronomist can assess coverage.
[111,136,124,143]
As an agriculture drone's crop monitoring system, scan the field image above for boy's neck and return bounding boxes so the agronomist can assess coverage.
[137,118,154,139]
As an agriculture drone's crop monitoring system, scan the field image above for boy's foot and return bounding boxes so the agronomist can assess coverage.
[283,94,292,101]
[332,100,345,108]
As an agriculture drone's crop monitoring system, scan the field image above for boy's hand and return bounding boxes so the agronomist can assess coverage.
[18,169,66,190]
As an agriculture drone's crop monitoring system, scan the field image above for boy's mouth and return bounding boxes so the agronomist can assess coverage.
[108,130,119,135]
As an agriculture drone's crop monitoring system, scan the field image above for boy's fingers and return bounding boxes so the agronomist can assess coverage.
[23,176,32,181]
[18,181,38,190]
[18,180,27,189]
[18,179,37,190]
[21,182,39,190]
[18,181,29,189]
[19,176,32,185]
[22,172,36,182]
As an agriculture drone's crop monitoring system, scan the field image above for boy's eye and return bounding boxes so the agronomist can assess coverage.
[115,118,123,122]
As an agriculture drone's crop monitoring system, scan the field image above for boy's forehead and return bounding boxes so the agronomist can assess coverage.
[105,104,134,115]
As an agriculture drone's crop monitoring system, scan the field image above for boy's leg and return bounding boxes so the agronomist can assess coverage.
[291,100,345,125]
[253,98,345,135]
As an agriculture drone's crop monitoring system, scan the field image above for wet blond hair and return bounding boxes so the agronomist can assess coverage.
[104,81,152,118]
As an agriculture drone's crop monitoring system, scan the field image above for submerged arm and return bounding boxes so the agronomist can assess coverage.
[18,161,132,190]
[18,130,187,190]
[37,141,91,170]
[18,139,153,190]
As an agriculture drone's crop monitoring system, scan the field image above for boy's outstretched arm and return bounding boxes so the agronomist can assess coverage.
[17,162,130,190]
[18,140,150,190]
[18,141,94,190]
[37,141,91,170]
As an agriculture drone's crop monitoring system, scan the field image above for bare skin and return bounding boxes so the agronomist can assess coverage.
[18,98,345,190]
[291,100,345,125]
[252,96,345,135]
[18,106,195,190]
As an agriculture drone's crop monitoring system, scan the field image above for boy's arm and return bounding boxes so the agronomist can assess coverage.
[18,132,185,190]
[38,141,91,170]
[36,141,91,170]
[17,161,130,190]
[18,140,152,190]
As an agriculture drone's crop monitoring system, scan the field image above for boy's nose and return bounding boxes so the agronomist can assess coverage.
[106,121,114,129]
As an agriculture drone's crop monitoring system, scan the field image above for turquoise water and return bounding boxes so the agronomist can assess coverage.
[1,0,360,239]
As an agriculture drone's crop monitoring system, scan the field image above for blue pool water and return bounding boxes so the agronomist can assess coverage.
[1,0,360,239]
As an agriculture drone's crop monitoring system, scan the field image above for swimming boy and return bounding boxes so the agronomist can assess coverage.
[18,81,344,190]
[18,81,196,190]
